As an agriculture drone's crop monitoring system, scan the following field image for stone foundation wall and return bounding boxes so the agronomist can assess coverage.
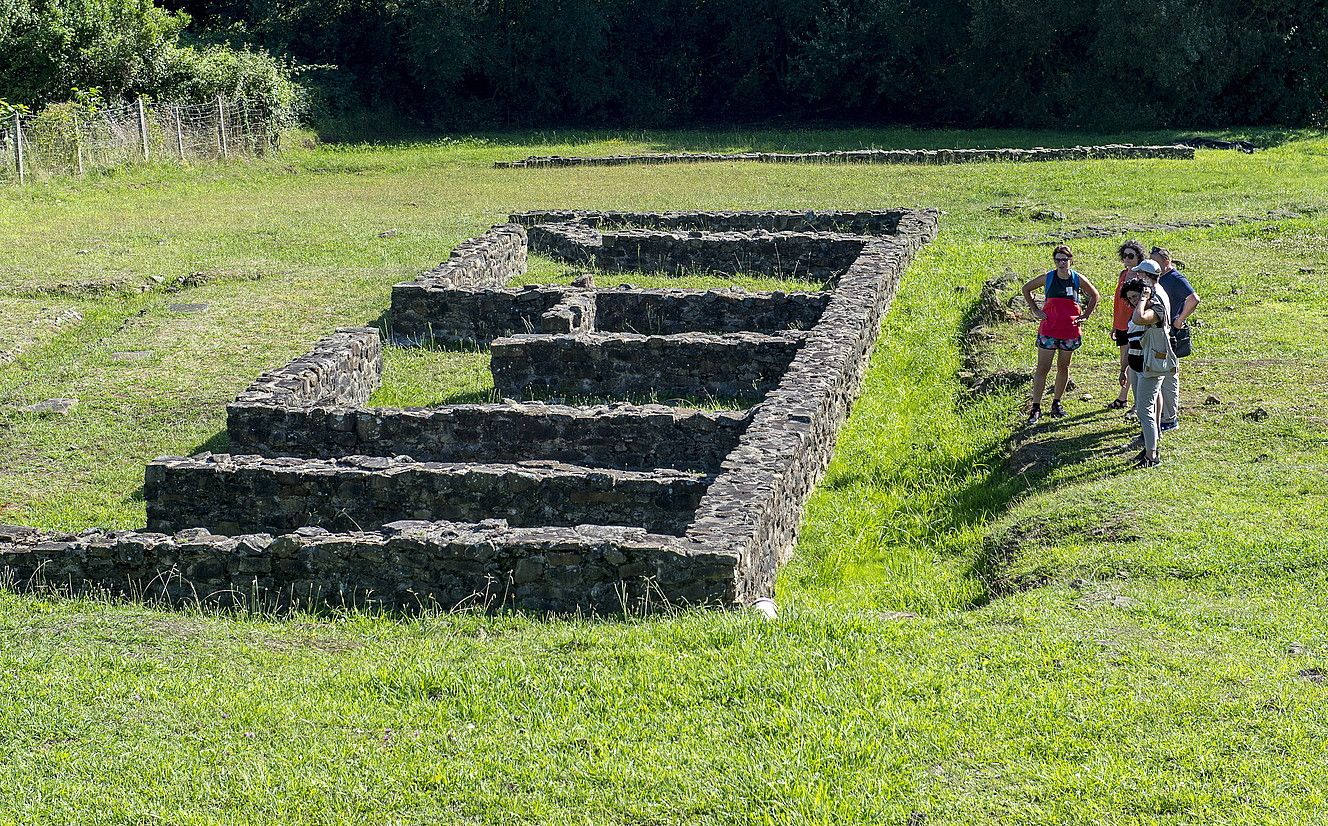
[594,288,828,334]
[497,145,1195,169]
[231,327,382,408]
[514,209,912,235]
[226,402,749,472]
[416,223,528,288]
[389,285,584,344]
[596,230,865,278]
[145,455,709,537]
[0,522,734,613]
[490,331,806,401]
[683,210,939,601]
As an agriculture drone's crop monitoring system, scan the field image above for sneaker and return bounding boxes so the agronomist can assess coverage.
[1050,400,1067,418]
[1159,419,1179,433]
[1027,405,1042,425]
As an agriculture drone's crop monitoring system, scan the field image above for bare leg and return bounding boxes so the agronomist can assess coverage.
[1116,345,1130,402]
[1030,346,1055,409]
[1053,348,1073,402]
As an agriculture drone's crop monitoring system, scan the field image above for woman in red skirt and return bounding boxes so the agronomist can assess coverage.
[1020,244,1101,425]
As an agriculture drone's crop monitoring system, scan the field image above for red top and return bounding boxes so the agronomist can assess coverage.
[1112,268,1134,331]
[1038,270,1083,340]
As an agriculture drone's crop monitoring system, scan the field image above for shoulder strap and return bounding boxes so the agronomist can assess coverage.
[1044,271,1054,297]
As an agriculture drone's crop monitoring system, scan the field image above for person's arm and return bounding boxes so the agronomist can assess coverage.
[1021,275,1047,321]
[1119,340,1130,386]
[1132,285,1160,326]
[1074,275,1101,325]
[1175,291,1200,328]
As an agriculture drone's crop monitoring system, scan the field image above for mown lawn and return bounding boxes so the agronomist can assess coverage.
[1,128,1326,824]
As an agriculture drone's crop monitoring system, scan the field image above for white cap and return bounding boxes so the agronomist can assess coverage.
[1132,259,1162,276]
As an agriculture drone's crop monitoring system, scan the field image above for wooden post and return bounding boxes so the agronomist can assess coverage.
[74,115,85,175]
[216,96,228,158]
[12,113,24,185]
[137,98,149,161]
[174,107,185,160]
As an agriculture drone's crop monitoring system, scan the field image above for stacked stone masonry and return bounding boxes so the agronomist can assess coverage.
[2,208,939,613]
[496,145,1195,168]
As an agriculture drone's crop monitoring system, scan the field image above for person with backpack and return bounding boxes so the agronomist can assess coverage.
[1124,260,1177,467]
[1149,247,1200,431]
[1020,245,1101,425]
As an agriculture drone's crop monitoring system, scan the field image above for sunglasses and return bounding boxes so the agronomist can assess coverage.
[1053,256,1071,263]
[1121,252,1138,260]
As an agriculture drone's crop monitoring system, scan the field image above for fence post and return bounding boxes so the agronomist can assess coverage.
[74,115,85,175]
[216,96,228,158]
[174,106,185,160]
[137,98,150,161]
[12,113,23,185]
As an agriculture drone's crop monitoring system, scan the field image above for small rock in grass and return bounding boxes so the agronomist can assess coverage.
[880,611,920,621]
[1299,668,1326,684]
[377,228,398,238]
[22,398,78,416]
[1244,407,1270,422]
[1287,643,1308,656]
[952,284,968,293]
[1079,393,1093,402]
[572,272,595,288]
[1204,395,1222,406]
[168,302,209,314]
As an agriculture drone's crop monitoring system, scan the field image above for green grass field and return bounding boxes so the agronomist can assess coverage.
[1,128,1327,824]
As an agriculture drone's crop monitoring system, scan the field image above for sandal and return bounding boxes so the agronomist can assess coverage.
[1106,398,1128,410]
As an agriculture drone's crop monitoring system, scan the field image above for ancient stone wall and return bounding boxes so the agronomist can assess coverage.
[497,145,1195,168]
[226,401,749,472]
[0,522,731,613]
[390,285,583,344]
[594,288,827,334]
[145,455,708,537]
[490,331,806,401]
[3,208,941,614]
[513,210,912,235]
[416,223,528,288]
[231,327,382,408]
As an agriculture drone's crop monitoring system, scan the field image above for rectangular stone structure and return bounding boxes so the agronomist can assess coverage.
[145,455,709,537]
[596,230,866,278]
[389,284,586,344]
[489,331,806,401]
[227,402,750,472]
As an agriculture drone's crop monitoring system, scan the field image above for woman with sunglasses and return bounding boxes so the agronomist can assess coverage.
[1108,239,1147,410]
[1021,244,1101,424]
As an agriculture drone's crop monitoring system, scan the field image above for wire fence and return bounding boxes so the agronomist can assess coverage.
[1,97,285,184]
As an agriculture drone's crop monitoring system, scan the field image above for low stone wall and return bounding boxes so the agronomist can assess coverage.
[389,285,585,344]
[594,288,828,334]
[596,229,866,278]
[490,331,806,401]
[231,327,382,408]
[226,402,749,472]
[515,210,913,235]
[497,145,1195,169]
[415,223,527,288]
[145,455,709,537]
[0,521,735,612]
[682,209,940,600]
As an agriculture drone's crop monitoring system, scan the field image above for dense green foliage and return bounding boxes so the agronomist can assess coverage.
[0,0,299,117]
[166,0,1328,128]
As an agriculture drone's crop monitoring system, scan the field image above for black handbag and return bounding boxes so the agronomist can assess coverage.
[1170,325,1192,358]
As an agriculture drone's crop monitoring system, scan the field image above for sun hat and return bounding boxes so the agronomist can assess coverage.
[1132,259,1162,276]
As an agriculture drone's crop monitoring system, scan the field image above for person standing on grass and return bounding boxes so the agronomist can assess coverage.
[1123,262,1176,467]
[1109,239,1147,411]
[1021,244,1101,425]
[1149,246,1200,432]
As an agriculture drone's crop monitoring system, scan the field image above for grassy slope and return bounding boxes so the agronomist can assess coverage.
[1,129,1326,823]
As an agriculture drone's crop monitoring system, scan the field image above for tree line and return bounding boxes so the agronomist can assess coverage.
[5,0,1327,129]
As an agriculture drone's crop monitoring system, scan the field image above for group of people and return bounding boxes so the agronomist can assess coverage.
[1019,242,1200,468]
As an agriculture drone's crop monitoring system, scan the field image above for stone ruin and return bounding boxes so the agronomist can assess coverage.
[495,145,1196,168]
[0,209,938,613]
